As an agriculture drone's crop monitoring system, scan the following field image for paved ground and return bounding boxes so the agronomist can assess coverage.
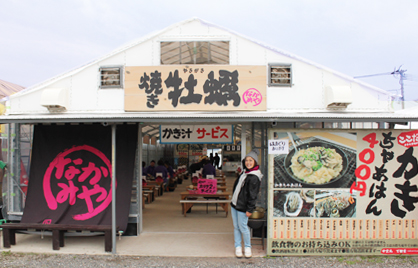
[1,252,418,268]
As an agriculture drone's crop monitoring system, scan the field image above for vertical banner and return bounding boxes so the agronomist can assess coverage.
[268,129,418,256]
[21,124,138,232]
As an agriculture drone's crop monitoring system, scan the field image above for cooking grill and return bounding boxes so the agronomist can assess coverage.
[274,137,357,189]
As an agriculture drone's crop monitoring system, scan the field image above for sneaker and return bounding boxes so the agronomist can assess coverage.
[235,247,243,258]
[244,247,252,258]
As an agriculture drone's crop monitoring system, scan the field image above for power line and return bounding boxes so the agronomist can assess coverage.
[354,66,407,109]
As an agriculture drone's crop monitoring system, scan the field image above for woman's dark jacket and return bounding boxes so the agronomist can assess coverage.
[231,173,261,213]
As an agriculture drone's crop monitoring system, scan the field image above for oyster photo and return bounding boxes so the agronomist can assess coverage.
[284,192,303,217]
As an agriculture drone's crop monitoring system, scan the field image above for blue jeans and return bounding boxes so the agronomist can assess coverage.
[231,206,251,248]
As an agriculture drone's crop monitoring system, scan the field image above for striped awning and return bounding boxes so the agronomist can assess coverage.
[0,79,25,99]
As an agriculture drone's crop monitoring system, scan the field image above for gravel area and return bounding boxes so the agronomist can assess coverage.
[1,252,418,268]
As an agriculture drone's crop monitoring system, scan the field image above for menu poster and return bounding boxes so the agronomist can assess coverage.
[372,219,377,239]
[306,219,311,239]
[405,220,410,239]
[345,219,350,239]
[332,220,337,239]
[398,220,403,239]
[338,219,344,239]
[352,220,356,240]
[319,219,324,239]
[299,219,304,239]
[286,219,291,239]
[268,129,418,256]
[273,219,278,239]
[325,219,331,239]
[279,219,285,239]
[378,220,384,239]
[293,219,298,239]
[385,220,390,239]
[312,219,317,239]
[391,220,397,239]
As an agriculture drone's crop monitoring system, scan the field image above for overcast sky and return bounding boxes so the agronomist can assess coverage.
[1,0,418,101]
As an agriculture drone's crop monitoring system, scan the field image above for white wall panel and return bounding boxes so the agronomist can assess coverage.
[267,61,324,110]
[236,37,265,65]
[99,52,125,66]
[97,89,124,111]
[125,41,154,66]
[69,65,99,111]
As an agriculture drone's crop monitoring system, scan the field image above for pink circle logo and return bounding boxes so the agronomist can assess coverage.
[43,145,114,221]
[242,88,262,106]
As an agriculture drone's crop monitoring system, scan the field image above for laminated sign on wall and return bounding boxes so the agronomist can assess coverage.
[267,130,418,256]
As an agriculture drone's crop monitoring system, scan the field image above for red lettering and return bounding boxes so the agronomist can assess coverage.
[359,148,375,164]
[363,133,379,148]
[355,164,371,180]
[350,181,367,196]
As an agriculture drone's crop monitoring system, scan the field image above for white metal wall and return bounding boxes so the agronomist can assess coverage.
[8,19,392,114]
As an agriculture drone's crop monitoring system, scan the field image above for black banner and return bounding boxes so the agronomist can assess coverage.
[21,124,138,232]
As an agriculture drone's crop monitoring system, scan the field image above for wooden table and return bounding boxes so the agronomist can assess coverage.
[143,185,158,197]
[180,191,231,216]
[146,181,163,196]
[217,186,227,192]
[187,186,227,192]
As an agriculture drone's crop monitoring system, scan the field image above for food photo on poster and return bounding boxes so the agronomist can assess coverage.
[314,190,356,218]
[273,131,357,189]
[273,190,315,217]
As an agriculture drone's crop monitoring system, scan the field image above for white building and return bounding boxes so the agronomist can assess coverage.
[1,18,416,256]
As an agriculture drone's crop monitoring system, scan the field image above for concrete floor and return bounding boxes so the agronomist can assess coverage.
[0,174,266,257]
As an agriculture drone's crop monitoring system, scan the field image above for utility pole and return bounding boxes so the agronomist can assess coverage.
[392,68,407,109]
[354,66,407,109]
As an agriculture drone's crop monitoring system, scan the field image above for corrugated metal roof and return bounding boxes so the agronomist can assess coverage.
[0,110,416,124]
[0,79,25,98]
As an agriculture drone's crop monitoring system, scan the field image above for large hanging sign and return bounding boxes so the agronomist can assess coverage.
[21,124,138,232]
[124,65,266,111]
[267,130,418,256]
[160,124,233,144]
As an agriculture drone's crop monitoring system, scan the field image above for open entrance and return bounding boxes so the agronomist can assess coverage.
[139,124,237,236]
[128,123,267,256]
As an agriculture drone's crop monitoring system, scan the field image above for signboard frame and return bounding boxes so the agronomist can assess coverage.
[267,129,418,256]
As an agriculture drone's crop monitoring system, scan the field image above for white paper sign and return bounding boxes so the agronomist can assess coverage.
[160,124,233,144]
[268,139,289,154]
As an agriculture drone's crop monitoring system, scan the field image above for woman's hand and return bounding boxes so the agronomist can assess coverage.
[246,211,252,217]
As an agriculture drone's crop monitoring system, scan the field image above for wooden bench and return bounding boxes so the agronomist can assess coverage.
[179,200,231,217]
[143,190,154,202]
[143,192,152,204]
[146,181,163,196]
[143,185,159,197]
[1,223,116,252]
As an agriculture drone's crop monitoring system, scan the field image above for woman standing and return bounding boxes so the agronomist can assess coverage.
[231,149,263,258]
